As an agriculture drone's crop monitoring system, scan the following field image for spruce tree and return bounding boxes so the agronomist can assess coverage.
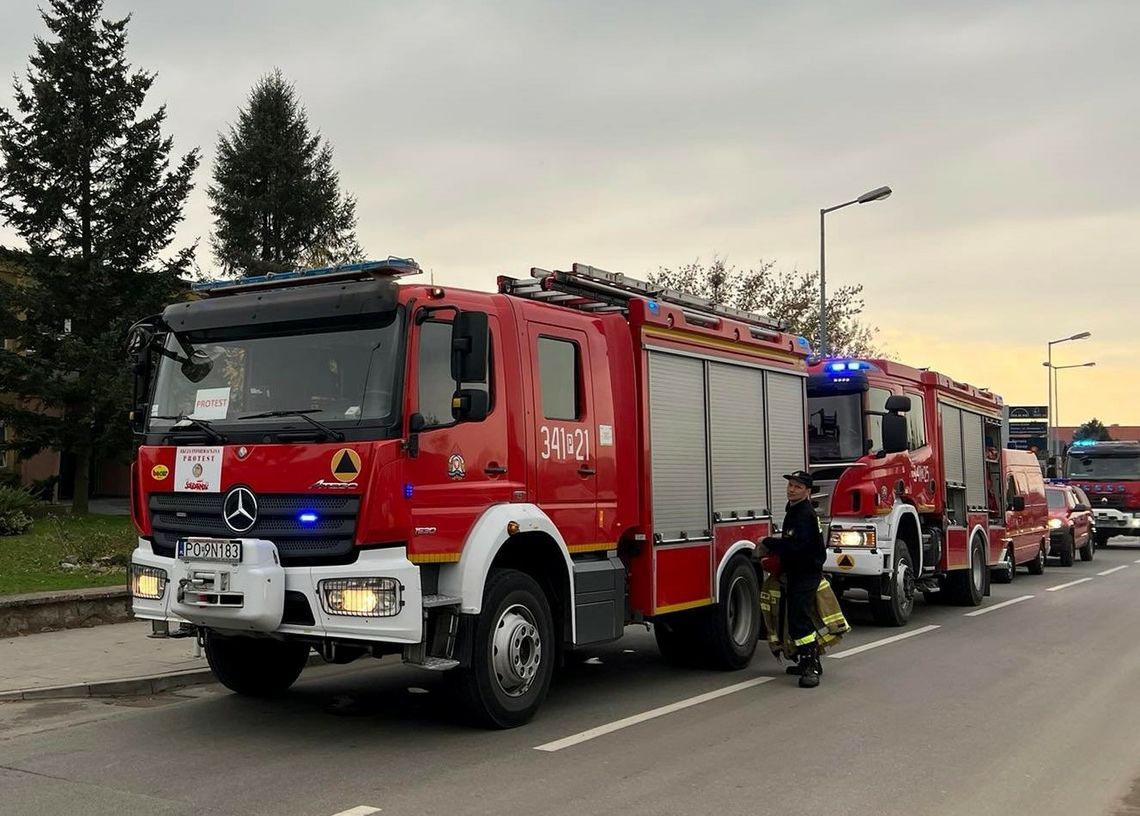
[209,70,363,275]
[0,0,200,513]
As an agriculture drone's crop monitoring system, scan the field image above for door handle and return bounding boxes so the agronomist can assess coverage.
[577,465,596,477]
[484,464,508,476]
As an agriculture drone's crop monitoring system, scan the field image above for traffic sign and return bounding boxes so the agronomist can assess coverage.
[1010,421,1048,436]
[1008,406,1048,419]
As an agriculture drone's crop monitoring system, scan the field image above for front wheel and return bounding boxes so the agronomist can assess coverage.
[992,544,1016,585]
[448,569,556,729]
[204,634,310,697]
[869,549,915,626]
[1079,535,1095,562]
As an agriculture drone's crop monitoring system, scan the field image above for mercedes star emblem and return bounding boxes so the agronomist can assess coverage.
[223,486,258,533]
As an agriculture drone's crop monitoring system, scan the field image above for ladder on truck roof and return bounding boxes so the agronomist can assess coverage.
[498,263,787,339]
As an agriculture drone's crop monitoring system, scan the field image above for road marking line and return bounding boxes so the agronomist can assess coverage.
[1133,558,1140,564]
[533,677,772,752]
[826,625,940,659]
[965,595,1034,617]
[1098,565,1129,576]
[330,807,380,816]
[1046,577,1094,592]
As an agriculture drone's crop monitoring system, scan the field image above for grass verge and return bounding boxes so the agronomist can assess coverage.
[0,513,136,596]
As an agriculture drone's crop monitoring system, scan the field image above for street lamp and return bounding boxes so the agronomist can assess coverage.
[1045,330,1092,457]
[1042,360,1096,459]
[819,186,892,358]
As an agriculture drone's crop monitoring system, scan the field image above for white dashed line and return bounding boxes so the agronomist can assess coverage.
[1133,558,1140,564]
[534,677,772,751]
[1046,577,1094,592]
[1097,565,1129,576]
[826,625,941,659]
[330,807,380,816]
[965,595,1035,617]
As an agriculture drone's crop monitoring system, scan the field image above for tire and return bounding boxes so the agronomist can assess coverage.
[946,536,986,607]
[869,548,915,626]
[1056,532,1075,567]
[992,544,1016,585]
[694,556,761,669]
[448,568,556,729]
[1079,535,1095,562]
[204,634,310,697]
[1027,542,1046,575]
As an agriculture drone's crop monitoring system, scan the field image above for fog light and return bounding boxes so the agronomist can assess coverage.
[131,565,168,600]
[318,577,401,618]
[1048,518,1063,530]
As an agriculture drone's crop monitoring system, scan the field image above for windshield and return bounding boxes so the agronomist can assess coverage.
[808,393,866,463]
[1046,489,1067,510]
[1066,454,1140,480]
[147,316,403,431]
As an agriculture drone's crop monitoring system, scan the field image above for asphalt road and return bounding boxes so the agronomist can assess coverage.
[3,538,1140,816]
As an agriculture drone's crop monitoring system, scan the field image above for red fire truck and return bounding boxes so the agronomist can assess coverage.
[126,260,812,727]
[805,359,1007,625]
[1063,440,1140,546]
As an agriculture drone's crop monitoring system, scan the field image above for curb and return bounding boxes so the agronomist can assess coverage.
[0,586,132,638]
[0,654,327,702]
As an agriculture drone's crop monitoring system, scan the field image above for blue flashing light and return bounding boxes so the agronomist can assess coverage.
[797,336,811,348]
[647,301,660,314]
[1070,439,1096,448]
[828,362,847,372]
[826,359,868,374]
[404,483,414,499]
[298,512,319,524]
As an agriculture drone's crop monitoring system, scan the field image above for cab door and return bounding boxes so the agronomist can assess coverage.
[527,322,598,549]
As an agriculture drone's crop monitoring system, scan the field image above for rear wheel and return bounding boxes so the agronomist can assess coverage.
[992,544,1016,584]
[205,634,310,697]
[448,569,555,729]
[1027,541,1046,575]
[947,536,986,606]
[695,556,761,669]
[869,549,914,626]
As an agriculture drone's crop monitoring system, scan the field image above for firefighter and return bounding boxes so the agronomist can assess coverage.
[758,470,827,688]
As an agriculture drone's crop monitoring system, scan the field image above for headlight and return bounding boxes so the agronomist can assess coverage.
[318,577,402,617]
[1047,518,1063,530]
[130,565,168,600]
[829,529,877,548]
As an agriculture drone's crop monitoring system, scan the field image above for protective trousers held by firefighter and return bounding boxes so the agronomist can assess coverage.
[757,470,841,688]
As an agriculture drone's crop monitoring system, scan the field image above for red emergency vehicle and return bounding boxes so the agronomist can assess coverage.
[805,359,1007,625]
[1063,440,1140,546]
[126,260,811,727]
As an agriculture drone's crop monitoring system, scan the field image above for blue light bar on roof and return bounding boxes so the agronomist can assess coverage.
[826,359,869,374]
[1070,439,1097,448]
[191,257,422,293]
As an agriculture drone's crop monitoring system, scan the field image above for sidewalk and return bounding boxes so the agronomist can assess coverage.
[0,620,209,700]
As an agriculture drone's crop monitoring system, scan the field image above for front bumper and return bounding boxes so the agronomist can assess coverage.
[130,538,423,644]
[1092,509,1140,533]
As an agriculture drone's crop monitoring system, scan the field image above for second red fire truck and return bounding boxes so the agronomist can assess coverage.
[127,260,812,727]
[805,358,1009,625]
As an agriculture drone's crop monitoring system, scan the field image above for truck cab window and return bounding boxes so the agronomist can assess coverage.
[538,337,580,420]
[417,320,491,427]
[906,393,926,450]
[865,387,891,453]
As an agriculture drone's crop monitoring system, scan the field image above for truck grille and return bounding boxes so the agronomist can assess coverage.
[148,493,360,566]
[1092,493,1128,511]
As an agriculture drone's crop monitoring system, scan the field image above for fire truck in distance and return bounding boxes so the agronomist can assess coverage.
[805,359,1008,625]
[126,259,812,727]
[1063,439,1140,546]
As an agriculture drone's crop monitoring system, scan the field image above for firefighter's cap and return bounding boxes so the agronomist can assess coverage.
[783,470,814,489]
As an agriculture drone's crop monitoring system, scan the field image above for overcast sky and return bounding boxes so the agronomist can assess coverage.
[2,0,1137,425]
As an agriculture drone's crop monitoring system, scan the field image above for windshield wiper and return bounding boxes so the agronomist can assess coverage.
[152,414,227,444]
[237,409,345,441]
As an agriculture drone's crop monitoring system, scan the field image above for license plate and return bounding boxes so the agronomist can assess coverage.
[177,538,243,563]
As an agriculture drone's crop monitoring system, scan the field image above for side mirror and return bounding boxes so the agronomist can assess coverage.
[1008,496,1026,512]
[881,413,908,454]
[884,395,911,413]
[451,311,488,384]
[452,388,490,423]
[180,349,214,383]
[409,413,427,433]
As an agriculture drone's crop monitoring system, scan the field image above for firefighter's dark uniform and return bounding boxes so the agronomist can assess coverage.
[763,475,826,686]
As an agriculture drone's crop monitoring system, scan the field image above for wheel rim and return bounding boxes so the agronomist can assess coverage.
[725,575,753,646]
[1003,547,1015,576]
[971,544,984,592]
[896,560,915,615]
[491,604,542,698]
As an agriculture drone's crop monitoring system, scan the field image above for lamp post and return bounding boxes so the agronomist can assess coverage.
[1043,360,1096,459]
[1045,331,1092,458]
[819,185,892,358]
